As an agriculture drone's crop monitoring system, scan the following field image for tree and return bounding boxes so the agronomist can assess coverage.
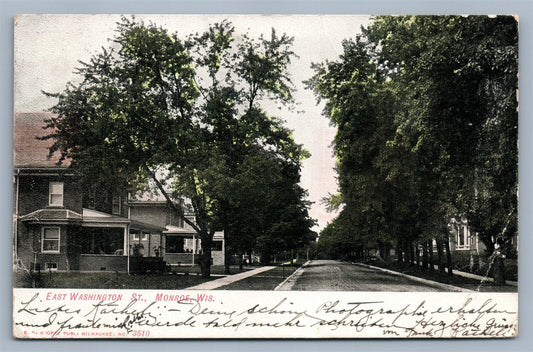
[43,17,312,277]
[309,15,518,276]
[308,35,411,262]
[371,15,518,264]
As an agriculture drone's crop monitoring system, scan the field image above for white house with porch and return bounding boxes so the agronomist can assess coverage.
[127,197,225,267]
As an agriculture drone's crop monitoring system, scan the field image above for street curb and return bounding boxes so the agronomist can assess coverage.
[355,263,475,292]
[273,260,311,291]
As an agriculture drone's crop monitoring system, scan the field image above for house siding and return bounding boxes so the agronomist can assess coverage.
[130,206,171,228]
[79,255,128,271]
[17,224,72,271]
[15,173,84,272]
[212,250,224,266]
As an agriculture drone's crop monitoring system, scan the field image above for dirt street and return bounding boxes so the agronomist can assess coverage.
[277,260,448,291]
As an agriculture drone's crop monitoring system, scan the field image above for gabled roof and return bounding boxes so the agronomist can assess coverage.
[13,112,71,169]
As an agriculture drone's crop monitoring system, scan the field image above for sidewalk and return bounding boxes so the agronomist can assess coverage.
[356,263,473,292]
[432,265,518,287]
[185,266,276,290]
[274,260,310,291]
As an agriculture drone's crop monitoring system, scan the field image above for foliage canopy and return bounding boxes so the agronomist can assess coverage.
[310,15,518,263]
[44,17,314,276]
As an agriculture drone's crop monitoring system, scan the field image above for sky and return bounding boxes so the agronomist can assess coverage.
[14,14,371,231]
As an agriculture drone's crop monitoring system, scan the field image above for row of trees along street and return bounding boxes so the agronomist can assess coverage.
[43,17,315,277]
[308,15,518,280]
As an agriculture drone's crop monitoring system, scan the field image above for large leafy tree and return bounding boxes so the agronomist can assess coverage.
[307,36,405,261]
[371,15,518,256]
[309,15,518,272]
[43,17,312,277]
[225,149,315,267]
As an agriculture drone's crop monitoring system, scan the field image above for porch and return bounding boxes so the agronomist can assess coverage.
[162,229,225,266]
[163,231,199,266]
[81,208,166,272]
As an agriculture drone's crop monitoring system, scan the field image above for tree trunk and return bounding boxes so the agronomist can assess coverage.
[444,236,453,276]
[428,239,434,272]
[224,238,231,275]
[492,256,506,285]
[396,241,403,263]
[404,238,412,265]
[199,235,212,277]
[436,237,445,276]
[415,242,420,266]
[238,250,243,271]
[410,240,416,265]
[421,241,428,271]
[199,250,212,277]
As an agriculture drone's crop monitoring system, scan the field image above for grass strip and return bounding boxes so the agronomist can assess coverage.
[215,265,299,290]
[366,260,517,292]
[14,271,214,290]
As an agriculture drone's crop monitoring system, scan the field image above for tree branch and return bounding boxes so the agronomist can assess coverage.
[144,164,202,234]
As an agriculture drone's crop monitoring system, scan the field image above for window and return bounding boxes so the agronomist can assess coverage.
[166,236,185,253]
[112,195,122,215]
[166,212,185,228]
[456,225,470,250]
[45,262,58,271]
[42,227,60,253]
[86,188,96,209]
[212,240,223,251]
[49,182,64,206]
[80,228,124,255]
[132,233,148,241]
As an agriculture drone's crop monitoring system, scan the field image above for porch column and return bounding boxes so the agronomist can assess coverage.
[125,224,130,274]
[192,234,196,265]
[222,235,225,259]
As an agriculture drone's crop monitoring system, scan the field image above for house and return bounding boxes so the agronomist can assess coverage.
[127,195,225,266]
[448,217,487,254]
[13,112,165,273]
[13,112,224,273]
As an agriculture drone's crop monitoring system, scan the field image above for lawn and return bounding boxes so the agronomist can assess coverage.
[216,265,299,290]
[13,262,303,290]
[13,270,214,290]
[169,264,252,276]
[367,260,518,292]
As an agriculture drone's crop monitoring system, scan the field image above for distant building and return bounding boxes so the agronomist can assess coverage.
[448,217,487,254]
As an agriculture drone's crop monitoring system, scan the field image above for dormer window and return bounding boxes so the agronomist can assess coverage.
[49,181,64,206]
[112,195,122,215]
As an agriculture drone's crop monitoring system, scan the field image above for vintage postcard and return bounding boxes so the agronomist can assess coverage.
[12,14,518,339]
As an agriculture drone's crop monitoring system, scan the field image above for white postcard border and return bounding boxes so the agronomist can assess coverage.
[3,0,532,350]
